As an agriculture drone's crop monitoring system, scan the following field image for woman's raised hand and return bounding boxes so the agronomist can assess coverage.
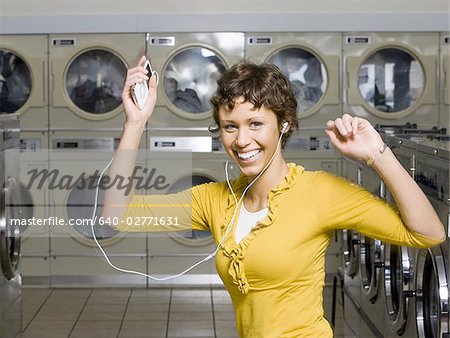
[325,114,385,163]
[121,55,158,125]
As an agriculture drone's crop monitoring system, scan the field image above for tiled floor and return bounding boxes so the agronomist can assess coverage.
[17,286,351,338]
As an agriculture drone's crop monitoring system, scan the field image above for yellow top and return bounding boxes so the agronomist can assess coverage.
[118,163,443,337]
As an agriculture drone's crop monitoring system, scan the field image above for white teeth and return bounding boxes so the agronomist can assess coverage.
[237,150,261,160]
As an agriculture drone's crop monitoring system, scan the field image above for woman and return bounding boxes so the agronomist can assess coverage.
[103,56,445,337]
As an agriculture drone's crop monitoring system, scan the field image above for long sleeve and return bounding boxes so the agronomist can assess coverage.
[316,171,443,248]
[116,184,212,232]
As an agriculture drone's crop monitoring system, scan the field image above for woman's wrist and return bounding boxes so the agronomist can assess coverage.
[366,143,388,166]
[118,121,146,150]
[124,120,146,131]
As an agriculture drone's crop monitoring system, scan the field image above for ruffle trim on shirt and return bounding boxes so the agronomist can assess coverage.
[220,163,304,295]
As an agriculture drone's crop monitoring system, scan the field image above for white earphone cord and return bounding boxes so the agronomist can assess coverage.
[91,125,287,281]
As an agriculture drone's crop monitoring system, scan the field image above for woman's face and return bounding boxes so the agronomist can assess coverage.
[219,99,284,180]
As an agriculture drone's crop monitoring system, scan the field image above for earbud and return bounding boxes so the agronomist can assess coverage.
[281,121,289,133]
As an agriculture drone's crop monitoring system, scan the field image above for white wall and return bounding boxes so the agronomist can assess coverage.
[0,0,449,33]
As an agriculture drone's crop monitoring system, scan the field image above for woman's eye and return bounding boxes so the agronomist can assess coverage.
[223,124,237,131]
[250,122,263,128]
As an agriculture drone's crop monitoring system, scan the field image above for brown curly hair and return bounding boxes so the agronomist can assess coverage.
[210,61,299,146]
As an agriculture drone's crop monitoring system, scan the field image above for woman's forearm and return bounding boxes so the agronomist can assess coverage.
[101,121,146,223]
[370,146,445,240]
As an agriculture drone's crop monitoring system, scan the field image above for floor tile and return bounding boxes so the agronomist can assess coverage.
[215,320,238,337]
[171,296,211,305]
[214,311,236,320]
[124,310,168,321]
[170,302,212,312]
[119,320,167,338]
[22,320,74,338]
[126,302,169,312]
[170,311,213,321]
[70,320,121,338]
[171,289,211,298]
[167,320,214,337]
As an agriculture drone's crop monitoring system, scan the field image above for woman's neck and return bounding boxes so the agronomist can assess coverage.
[244,159,289,212]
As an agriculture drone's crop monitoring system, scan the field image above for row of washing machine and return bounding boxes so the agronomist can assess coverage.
[1,32,449,132]
[342,126,449,337]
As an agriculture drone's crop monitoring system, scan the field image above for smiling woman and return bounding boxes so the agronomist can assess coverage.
[211,62,299,147]
[101,57,445,338]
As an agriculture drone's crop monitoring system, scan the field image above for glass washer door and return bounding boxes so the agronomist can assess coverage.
[0,50,32,114]
[163,47,226,119]
[415,248,449,338]
[343,229,359,278]
[358,47,424,115]
[267,47,327,115]
[360,236,383,302]
[0,177,21,280]
[384,243,413,335]
[65,49,126,117]
[168,174,215,246]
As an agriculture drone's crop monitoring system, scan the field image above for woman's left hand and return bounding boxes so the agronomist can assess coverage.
[325,114,385,162]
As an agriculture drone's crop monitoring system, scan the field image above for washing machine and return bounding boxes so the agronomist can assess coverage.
[440,33,450,130]
[344,32,439,128]
[382,131,449,338]
[245,32,341,129]
[146,131,240,286]
[146,32,244,129]
[0,35,48,131]
[47,132,148,287]
[49,33,145,130]
[0,114,22,338]
[341,157,363,337]
[414,136,449,338]
[18,131,51,286]
[382,132,420,338]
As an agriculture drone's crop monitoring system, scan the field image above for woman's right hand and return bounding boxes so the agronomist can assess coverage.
[121,55,158,125]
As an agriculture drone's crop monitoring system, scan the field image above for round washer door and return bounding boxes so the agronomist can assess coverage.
[167,174,215,246]
[163,47,226,119]
[348,46,431,120]
[267,47,327,116]
[0,177,21,279]
[343,229,360,278]
[384,243,414,335]
[415,247,449,338]
[0,50,32,114]
[64,49,127,119]
[360,235,384,302]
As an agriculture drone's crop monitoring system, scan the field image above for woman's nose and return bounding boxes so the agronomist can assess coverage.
[235,128,251,148]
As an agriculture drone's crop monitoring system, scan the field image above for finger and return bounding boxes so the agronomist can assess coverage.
[351,116,360,135]
[334,118,350,137]
[342,114,354,134]
[326,120,335,130]
[124,73,149,92]
[325,129,345,153]
[137,55,147,67]
[148,72,158,91]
